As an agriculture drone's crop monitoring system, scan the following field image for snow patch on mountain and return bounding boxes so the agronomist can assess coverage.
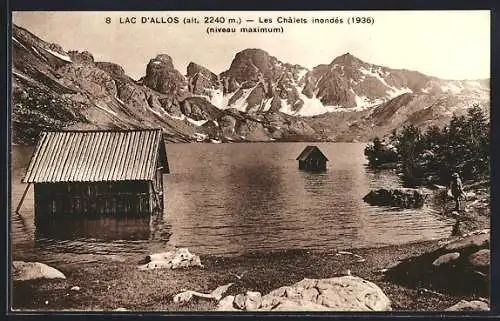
[465,80,483,88]
[226,87,254,112]
[278,92,338,116]
[360,67,389,87]
[166,112,185,121]
[297,94,338,116]
[441,82,463,94]
[94,102,117,116]
[12,37,29,51]
[161,110,209,126]
[297,69,308,81]
[115,96,126,105]
[183,116,208,126]
[31,46,47,61]
[44,48,72,62]
[13,70,34,82]
[207,88,224,107]
[193,132,208,141]
[359,66,413,99]
[263,98,273,112]
[387,86,413,97]
[352,89,366,107]
[147,106,166,118]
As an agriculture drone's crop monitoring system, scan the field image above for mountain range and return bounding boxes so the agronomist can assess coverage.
[11,24,489,145]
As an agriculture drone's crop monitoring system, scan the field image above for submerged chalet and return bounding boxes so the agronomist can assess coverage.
[20,129,169,221]
[296,146,328,171]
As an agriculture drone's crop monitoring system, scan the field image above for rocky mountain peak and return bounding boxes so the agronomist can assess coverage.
[152,54,174,67]
[234,48,272,61]
[222,48,278,84]
[332,52,362,64]
[142,54,187,97]
[11,23,490,145]
[68,50,95,65]
[186,62,221,98]
[95,61,126,78]
[186,62,217,78]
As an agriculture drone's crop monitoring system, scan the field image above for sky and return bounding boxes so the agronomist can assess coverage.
[12,11,490,80]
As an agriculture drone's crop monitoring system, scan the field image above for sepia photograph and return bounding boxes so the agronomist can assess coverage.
[9,10,491,312]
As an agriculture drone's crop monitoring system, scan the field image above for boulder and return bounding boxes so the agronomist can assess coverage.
[363,188,427,208]
[113,308,129,312]
[244,291,263,311]
[138,248,202,270]
[272,298,330,311]
[445,300,489,311]
[173,283,233,304]
[173,291,196,304]
[386,229,490,296]
[12,261,66,281]
[233,293,246,310]
[432,252,460,267]
[259,276,391,311]
[217,296,237,311]
[216,277,390,312]
[468,249,490,268]
[211,283,234,301]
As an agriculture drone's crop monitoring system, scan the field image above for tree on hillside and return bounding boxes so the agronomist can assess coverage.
[366,105,490,186]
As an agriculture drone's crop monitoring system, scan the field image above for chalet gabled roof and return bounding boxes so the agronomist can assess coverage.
[23,129,169,183]
[296,145,329,161]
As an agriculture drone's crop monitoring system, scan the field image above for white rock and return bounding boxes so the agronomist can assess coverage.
[210,283,234,301]
[173,291,194,304]
[12,261,66,281]
[445,300,489,311]
[432,252,460,267]
[244,291,262,311]
[138,248,202,270]
[261,276,391,311]
[70,286,81,291]
[271,298,329,311]
[469,249,490,268]
[217,295,237,311]
[233,293,246,309]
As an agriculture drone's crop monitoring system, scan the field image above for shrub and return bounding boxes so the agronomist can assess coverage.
[366,105,490,186]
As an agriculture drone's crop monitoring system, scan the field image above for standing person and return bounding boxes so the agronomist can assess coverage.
[449,172,465,211]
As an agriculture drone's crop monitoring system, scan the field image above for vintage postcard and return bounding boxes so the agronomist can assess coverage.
[10,10,490,312]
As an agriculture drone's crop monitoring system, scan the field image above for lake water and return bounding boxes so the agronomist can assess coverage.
[11,143,454,265]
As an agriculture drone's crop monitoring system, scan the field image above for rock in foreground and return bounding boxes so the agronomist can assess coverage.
[386,229,490,296]
[138,248,202,270]
[217,276,391,311]
[445,300,489,311]
[12,261,66,281]
[363,188,427,208]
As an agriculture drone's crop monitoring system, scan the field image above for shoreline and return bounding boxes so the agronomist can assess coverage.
[11,235,487,312]
[11,180,490,312]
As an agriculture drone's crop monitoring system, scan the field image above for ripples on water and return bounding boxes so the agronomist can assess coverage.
[11,143,454,264]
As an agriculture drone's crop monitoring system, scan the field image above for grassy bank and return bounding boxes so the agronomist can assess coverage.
[8,241,443,311]
[12,241,486,312]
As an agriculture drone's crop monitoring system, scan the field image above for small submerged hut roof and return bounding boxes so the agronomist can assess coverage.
[296,145,329,161]
[23,129,169,183]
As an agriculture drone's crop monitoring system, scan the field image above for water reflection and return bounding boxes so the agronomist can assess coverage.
[11,143,455,262]
[34,215,166,242]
